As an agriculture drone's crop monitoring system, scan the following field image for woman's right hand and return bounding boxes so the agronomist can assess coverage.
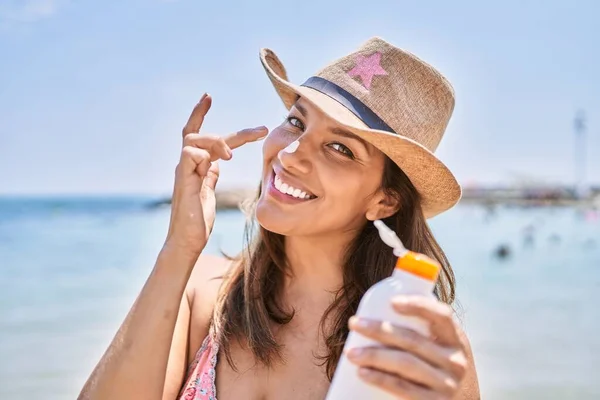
[165,93,268,256]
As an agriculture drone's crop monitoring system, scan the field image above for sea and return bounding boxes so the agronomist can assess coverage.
[0,197,598,399]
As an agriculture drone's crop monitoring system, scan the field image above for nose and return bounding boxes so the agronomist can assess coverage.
[277,137,311,175]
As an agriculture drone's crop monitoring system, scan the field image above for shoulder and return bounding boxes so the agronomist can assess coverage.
[186,254,232,295]
[185,254,234,341]
[186,253,234,311]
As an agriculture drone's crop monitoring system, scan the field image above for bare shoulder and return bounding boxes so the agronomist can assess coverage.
[186,253,234,315]
[185,254,234,356]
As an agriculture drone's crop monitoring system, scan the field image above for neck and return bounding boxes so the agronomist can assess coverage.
[281,230,357,308]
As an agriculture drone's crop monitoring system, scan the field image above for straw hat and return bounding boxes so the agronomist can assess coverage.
[260,37,461,218]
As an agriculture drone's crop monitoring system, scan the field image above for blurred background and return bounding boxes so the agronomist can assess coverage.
[1,0,599,399]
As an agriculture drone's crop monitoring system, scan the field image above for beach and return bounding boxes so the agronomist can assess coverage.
[0,197,598,399]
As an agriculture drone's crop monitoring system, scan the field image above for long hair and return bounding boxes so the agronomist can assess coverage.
[212,158,456,380]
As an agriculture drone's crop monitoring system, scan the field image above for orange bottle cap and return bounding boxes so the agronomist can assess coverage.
[395,251,440,281]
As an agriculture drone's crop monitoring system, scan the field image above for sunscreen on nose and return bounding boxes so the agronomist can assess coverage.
[325,219,440,400]
[283,140,299,154]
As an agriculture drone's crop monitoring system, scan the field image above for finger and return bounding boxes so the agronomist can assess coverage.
[347,347,458,395]
[392,296,461,347]
[349,317,451,371]
[223,126,269,150]
[181,146,211,177]
[195,162,211,179]
[203,160,220,191]
[182,93,212,136]
[183,134,232,161]
[357,368,439,400]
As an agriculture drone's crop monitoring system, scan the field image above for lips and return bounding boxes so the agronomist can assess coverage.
[274,174,314,199]
[270,169,317,201]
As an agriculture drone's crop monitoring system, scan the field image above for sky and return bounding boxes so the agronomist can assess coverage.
[0,0,599,195]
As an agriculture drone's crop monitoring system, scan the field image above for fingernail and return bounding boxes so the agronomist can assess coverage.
[200,93,207,101]
[347,348,363,359]
[349,316,370,329]
[254,125,268,131]
[358,367,372,377]
[392,296,409,307]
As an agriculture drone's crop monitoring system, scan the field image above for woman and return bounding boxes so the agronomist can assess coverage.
[80,37,480,399]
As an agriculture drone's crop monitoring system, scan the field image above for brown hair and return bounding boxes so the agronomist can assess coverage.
[212,157,456,380]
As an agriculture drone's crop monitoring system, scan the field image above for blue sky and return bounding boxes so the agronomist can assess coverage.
[0,0,598,195]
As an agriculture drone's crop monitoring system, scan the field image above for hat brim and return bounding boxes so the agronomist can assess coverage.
[260,48,462,218]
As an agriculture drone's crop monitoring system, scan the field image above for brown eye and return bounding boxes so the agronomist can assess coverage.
[329,142,355,158]
[286,116,305,130]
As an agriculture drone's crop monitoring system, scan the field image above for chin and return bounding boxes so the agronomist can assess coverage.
[254,168,319,236]
[255,196,294,236]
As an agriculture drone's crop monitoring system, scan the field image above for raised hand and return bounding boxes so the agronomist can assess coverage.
[165,93,268,255]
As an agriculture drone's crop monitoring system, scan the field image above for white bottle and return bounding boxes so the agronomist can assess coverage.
[325,220,441,400]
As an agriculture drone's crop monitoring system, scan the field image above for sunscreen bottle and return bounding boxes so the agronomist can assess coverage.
[325,220,441,400]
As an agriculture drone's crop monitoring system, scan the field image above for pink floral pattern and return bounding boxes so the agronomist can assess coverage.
[178,335,219,400]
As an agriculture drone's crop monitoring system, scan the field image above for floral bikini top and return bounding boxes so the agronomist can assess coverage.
[178,335,219,400]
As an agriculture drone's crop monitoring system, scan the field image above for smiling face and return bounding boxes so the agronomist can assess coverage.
[255,97,396,238]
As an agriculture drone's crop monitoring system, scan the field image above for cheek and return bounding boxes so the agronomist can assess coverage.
[322,168,379,208]
[321,168,359,199]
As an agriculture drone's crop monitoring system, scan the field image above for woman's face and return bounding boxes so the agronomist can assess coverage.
[256,97,389,237]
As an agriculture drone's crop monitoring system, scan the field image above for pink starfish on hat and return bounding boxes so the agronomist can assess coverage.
[347,52,388,90]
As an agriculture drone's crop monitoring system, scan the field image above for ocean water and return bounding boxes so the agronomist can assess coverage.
[0,197,598,399]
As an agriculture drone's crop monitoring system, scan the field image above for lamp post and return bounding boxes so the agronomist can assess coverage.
[574,110,587,199]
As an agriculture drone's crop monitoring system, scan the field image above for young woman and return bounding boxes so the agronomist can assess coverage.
[79,37,480,400]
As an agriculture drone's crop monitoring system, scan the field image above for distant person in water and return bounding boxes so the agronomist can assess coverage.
[79,37,480,399]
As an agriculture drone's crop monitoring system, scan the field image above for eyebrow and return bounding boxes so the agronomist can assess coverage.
[295,102,308,118]
[293,101,371,154]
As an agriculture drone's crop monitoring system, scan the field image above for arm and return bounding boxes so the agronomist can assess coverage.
[78,94,266,400]
[78,246,198,400]
[79,96,217,400]
[79,251,229,400]
[162,254,231,400]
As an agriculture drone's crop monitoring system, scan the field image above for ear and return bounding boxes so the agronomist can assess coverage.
[365,190,400,221]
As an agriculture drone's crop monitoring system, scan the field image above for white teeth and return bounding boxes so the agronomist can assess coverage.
[273,173,313,199]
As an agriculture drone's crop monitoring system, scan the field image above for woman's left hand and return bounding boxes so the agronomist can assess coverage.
[346,295,469,399]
